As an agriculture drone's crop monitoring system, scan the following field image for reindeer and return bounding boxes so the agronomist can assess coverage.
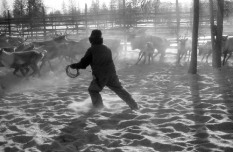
[127,29,170,64]
[0,33,26,47]
[30,34,70,70]
[62,38,89,62]
[0,36,31,53]
[0,49,45,77]
[222,36,233,65]
[15,43,35,52]
[135,42,155,65]
[177,36,192,63]
[0,35,15,48]
[198,41,212,63]
[104,39,122,60]
[31,35,67,48]
[77,37,122,60]
[38,43,68,71]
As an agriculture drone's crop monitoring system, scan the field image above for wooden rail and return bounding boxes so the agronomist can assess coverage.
[0,11,232,42]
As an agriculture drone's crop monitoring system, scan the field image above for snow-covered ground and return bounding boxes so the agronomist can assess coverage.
[0,49,233,152]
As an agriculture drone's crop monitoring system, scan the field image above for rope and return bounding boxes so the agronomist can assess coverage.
[66,65,80,78]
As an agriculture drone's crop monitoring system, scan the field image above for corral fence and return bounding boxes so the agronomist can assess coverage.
[1,8,233,49]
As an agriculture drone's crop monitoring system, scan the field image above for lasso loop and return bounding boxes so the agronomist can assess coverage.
[66,65,80,78]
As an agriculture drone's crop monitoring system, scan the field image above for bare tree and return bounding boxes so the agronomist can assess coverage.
[109,0,117,13]
[68,0,77,14]
[90,0,100,14]
[26,0,44,19]
[210,0,224,68]
[13,0,27,18]
[100,2,108,13]
[61,0,67,14]
[188,0,199,74]
[1,0,9,18]
[176,0,181,64]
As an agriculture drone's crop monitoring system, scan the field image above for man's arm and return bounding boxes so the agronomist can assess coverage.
[71,49,92,69]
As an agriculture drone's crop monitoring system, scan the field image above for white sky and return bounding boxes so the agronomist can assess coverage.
[5,0,191,13]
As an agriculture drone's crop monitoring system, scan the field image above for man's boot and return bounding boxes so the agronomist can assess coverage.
[89,91,104,109]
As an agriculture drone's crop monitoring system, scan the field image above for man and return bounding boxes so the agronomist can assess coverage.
[70,29,139,110]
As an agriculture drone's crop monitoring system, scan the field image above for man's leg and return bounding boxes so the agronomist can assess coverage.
[88,79,105,108]
[107,75,139,110]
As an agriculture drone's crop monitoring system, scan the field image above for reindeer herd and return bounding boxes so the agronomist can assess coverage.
[128,29,233,66]
[0,32,123,78]
[0,29,233,78]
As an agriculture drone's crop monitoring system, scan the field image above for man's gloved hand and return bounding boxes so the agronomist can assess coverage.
[70,63,77,69]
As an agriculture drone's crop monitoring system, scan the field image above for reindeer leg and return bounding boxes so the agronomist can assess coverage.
[201,55,205,63]
[138,51,143,60]
[26,67,30,75]
[26,69,35,77]
[159,50,166,62]
[114,49,120,60]
[184,52,187,61]
[147,52,150,64]
[152,53,155,63]
[22,67,30,76]
[34,64,41,77]
[136,53,145,64]
[226,52,232,63]
[13,68,22,77]
[206,54,210,63]
[143,53,147,64]
[176,50,181,64]
[136,51,144,65]
[223,52,228,65]
[19,69,26,77]
[153,52,159,59]
[135,52,141,65]
[148,54,151,65]
[27,64,39,77]
[39,59,46,70]
[180,53,184,61]
[187,51,191,62]
[48,61,53,71]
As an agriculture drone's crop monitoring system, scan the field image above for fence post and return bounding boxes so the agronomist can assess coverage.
[85,3,88,37]
[123,0,127,58]
[20,3,24,37]
[28,0,33,41]
[96,11,99,29]
[76,11,79,39]
[42,6,46,40]
[21,17,24,37]
[7,10,11,36]
[176,0,181,64]
[52,10,54,31]
[189,7,193,32]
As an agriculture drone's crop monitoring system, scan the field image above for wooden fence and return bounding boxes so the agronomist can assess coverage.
[1,9,233,43]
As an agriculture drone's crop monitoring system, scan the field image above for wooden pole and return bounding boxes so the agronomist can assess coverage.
[209,0,216,67]
[85,3,88,37]
[52,9,54,31]
[7,10,11,36]
[123,0,127,57]
[28,0,33,41]
[215,0,224,68]
[20,3,24,37]
[188,0,199,74]
[75,7,79,39]
[42,6,46,40]
[176,0,181,64]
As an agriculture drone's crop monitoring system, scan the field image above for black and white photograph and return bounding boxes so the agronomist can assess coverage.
[0,0,233,151]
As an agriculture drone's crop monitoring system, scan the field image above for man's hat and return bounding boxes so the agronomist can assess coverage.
[90,29,102,38]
